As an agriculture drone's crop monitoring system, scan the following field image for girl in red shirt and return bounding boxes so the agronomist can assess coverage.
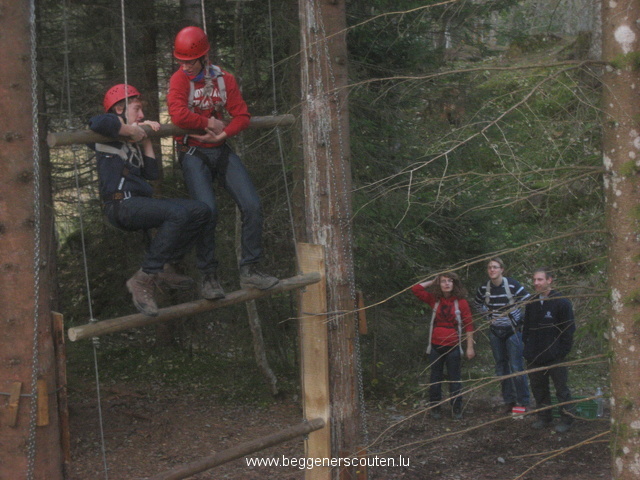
[412,272,475,419]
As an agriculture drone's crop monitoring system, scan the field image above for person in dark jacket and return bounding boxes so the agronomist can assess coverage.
[522,267,576,433]
[90,84,211,316]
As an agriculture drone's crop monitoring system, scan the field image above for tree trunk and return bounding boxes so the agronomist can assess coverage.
[181,0,204,27]
[0,1,63,478]
[299,0,364,477]
[128,0,162,172]
[601,1,640,478]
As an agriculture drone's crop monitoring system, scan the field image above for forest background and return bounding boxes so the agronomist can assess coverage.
[41,0,612,477]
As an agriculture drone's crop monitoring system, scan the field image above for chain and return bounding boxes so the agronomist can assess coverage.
[27,0,42,477]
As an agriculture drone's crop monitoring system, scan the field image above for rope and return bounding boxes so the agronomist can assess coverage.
[201,0,207,34]
[60,1,113,477]
[121,0,129,112]
[27,0,41,477]
[267,0,299,265]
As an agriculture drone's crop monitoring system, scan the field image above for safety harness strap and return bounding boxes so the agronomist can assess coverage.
[426,299,464,355]
[484,277,514,306]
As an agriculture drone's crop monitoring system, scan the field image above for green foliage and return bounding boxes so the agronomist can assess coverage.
[347,11,606,398]
[609,51,640,71]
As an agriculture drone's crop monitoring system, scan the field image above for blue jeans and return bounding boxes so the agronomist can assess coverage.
[180,145,263,272]
[429,344,462,409]
[489,330,530,406]
[105,196,211,274]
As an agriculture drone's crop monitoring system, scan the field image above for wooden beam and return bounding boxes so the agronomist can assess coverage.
[7,382,22,428]
[68,272,320,342]
[148,418,325,480]
[298,243,331,480]
[36,379,49,427]
[46,114,295,147]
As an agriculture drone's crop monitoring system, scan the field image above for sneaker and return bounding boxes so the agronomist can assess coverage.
[531,419,552,430]
[502,402,516,414]
[554,422,571,433]
[155,265,195,290]
[126,269,158,316]
[239,264,279,290]
[201,273,225,300]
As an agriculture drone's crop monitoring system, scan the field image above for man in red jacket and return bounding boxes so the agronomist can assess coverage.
[167,26,278,300]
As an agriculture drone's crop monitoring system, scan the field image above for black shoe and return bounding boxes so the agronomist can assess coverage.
[430,406,442,420]
[239,264,279,290]
[532,419,552,430]
[201,273,225,300]
[452,407,463,420]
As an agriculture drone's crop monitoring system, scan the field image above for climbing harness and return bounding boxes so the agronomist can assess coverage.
[425,299,464,355]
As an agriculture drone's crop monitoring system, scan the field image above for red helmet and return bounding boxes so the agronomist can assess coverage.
[173,26,210,60]
[103,84,141,112]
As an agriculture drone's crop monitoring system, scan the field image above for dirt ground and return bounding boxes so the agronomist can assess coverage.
[66,382,611,480]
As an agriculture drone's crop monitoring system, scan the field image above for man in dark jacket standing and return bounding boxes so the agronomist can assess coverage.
[523,267,576,433]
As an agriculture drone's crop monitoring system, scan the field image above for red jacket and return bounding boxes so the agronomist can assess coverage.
[167,65,251,147]
[412,284,474,347]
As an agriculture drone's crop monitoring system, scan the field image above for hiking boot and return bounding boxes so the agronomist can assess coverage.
[239,264,279,290]
[201,272,225,300]
[531,419,552,430]
[155,264,195,291]
[554,422,571,433]
[126,269,158,316]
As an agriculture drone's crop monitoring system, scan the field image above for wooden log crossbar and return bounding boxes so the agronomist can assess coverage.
[46,114,295,147]
[148,417,325,480]
[67,272,320,342]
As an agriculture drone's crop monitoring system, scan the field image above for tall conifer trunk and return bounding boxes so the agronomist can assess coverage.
[601,1,640,478]
[299,0,364,477]
[0,1,63,478]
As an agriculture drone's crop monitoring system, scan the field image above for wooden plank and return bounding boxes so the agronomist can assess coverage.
[68,272,320,342]
[36,379,49,426]
[52,312,71,464]
[356,291,367,335]
[298,243,331,480]
[148,418,325,480]
[46,114,295,147]
[7,382,22,427]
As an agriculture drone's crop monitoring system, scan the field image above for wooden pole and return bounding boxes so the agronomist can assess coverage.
[299,0,363,477]
[0,2,63,478]
[148,418,325,480]
[68,272,320,341]
[602,2,640,478]
[299,243,331,480]
[46,114,296,147]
